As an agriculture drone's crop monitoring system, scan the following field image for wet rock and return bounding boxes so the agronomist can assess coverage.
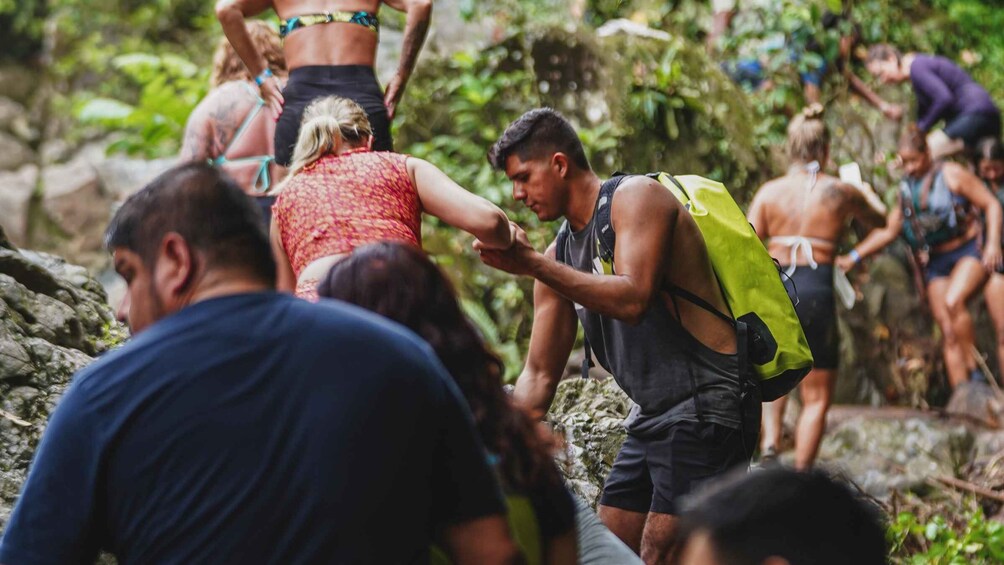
[0,165,38,246]
[818,414,974,498]
[0,232,124,531]
[945,381,1004,427]
[0,132,34,172]
[549,377,630,506]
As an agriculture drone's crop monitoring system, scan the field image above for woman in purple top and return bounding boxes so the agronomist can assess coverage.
[867,45,1000,159]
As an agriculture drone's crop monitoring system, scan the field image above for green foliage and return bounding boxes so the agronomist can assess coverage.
[888,507,1004,564]
[76,53,207,157]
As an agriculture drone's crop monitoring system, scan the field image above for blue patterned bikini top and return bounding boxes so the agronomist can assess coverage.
[279,11,379,39]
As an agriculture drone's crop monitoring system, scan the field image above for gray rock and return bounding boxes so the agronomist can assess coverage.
[94,154,177,200]
[549,377,630,506]
[0,165,38,246]
[0,132,34,172]
[41,156,111,257]
[0,234,124,532]
[38,138,73,166]
[0,98,29,138]
[817,415,974,498]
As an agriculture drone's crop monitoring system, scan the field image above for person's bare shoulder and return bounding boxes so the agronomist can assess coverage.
[756,176,788,197]
[614,175,680,208]
[940,161,969,184]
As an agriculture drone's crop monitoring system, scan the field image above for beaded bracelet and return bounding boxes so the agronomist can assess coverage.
[254,68,273,87]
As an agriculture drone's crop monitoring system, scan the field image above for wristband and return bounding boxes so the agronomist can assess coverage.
[254,68,273,87]
[849,249,861,264]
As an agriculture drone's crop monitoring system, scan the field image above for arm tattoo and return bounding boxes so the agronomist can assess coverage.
[396,3,432,79]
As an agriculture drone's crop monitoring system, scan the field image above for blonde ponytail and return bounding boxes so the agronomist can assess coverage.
[274,96,374,192]
[786,103,829,165]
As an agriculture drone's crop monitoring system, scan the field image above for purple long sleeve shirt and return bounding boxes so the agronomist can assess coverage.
[910,54,999,132]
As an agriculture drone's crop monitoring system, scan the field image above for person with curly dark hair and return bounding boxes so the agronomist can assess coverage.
[319,242,578,565]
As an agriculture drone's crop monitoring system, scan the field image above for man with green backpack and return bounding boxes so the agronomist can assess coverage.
[476,108,811,563]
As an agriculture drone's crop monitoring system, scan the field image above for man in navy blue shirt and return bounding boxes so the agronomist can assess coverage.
[0,163,520,564]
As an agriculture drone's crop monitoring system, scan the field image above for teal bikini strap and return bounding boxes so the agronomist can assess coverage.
[215,86,266,163]
[211,83,272,193]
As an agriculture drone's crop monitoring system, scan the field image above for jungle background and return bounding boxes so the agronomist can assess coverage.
[2,0,1004,561]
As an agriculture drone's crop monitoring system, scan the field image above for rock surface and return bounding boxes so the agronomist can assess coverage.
[0,166,39,246]
[550,376,1004,505]
[0,226,124,530]
[549,377,630,506]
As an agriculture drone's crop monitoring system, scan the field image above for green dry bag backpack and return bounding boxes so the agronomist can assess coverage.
[576,173,813,401]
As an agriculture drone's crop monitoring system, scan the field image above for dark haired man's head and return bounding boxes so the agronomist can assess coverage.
[105,162,276,332]
[677,468,886,565]
[488,108,591,221]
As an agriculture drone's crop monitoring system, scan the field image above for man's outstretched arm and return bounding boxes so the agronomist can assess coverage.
[513,243,579,419]
[478,177,678,325]
[382,0,433,119]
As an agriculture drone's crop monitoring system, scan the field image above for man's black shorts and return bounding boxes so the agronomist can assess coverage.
[599,419,752,515]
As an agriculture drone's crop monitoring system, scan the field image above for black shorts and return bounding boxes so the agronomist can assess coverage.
[926,238,981,281]
[599,418,753,515]
[943,112,1001,149]
[788,265,838,370]
[274,65,392,166]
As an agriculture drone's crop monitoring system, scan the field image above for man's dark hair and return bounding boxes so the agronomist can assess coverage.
[678,468,887,565]
[105,162,276,286]
[487,108,590,171]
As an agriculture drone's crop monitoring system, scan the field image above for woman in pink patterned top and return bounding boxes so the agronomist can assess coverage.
[271,95,515,299]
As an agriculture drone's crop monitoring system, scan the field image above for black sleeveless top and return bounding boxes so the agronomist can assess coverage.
[557,178,742,436]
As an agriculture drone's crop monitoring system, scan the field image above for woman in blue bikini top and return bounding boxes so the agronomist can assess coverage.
[181,21,286,195]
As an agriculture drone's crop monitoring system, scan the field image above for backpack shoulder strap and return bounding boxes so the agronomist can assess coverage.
[554,221,571,265]
[919,163,943,210]
[594,174,632,264]
[667,285,735,325]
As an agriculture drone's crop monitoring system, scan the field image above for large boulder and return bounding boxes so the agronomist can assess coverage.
[817,411,977,498]
[0,97,30,141]
[0,132,33,172]
[0,165,38,247]
[549,377,630,506]
[0,230,124,529]
[41,156,111,259]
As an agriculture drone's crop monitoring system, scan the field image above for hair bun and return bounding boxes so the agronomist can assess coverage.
[802,103,825,120]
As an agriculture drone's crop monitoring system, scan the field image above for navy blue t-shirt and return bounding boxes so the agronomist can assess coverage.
[0,293,505,564]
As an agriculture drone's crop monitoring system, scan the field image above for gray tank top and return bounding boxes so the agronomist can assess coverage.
[557,178,742,436]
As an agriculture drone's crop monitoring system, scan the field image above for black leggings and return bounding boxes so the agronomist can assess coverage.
[274,65,392,166]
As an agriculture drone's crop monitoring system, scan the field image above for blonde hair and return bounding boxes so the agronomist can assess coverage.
[786,104,829,164]
[211,20,286,87]
[283,96,374,181]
